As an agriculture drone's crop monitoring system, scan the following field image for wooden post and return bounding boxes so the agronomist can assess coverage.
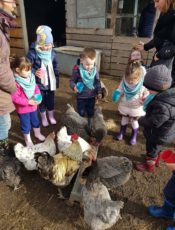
[110,0,117,34]
[65,0,77,28]
[18,0,29,53]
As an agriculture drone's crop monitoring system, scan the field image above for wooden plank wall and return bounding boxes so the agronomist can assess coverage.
[66,28,113,75]
[10,3,25,56]
[66,28,154,77]
[110,36,154,76]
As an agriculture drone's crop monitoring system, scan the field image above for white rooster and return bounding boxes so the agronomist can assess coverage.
[14,132,56,170]
[57,126,92,156]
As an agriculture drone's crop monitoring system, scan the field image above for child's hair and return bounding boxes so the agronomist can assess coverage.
[80,48,96,60]
[125,61,142,82]
[128,45,144,64]
[10,56,31,72]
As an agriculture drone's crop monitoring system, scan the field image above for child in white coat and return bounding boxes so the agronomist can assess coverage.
[112,61,149,145]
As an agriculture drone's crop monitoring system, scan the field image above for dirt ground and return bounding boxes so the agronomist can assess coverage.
[1,75,174,230]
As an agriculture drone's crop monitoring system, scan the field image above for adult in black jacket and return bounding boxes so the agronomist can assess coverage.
[138,0,175,78]
[136,65,175,172]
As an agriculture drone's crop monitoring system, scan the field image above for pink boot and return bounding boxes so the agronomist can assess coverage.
[40,112,49,127]
[24,133,33,147]
[48,110,57,125]
[33,128,45,141]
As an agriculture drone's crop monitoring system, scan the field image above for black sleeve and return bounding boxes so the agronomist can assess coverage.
[144,39,155,51]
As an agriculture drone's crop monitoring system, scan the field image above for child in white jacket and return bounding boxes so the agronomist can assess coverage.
[112,61,149,145]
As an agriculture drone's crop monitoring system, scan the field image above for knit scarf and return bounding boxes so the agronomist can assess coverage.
[14,72,36,99]
[79,64,97,90]
[122,77,144,101]
[35,45,52,67]
[143,94,156,111]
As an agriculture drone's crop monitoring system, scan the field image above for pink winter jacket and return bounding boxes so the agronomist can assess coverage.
[11,83,40,114]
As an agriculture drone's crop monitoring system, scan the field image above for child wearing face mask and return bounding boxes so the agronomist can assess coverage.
[27,25,59,127]
[70,48,102,132]
[11,56,45,147]
[112,61,149,145]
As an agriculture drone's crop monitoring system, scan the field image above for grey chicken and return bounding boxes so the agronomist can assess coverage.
[61,104,90,141]
[101,80,109,102]
[91,106,107,143]
[97,156,132,189]
[0,154,21,190]
[82,161,124,230]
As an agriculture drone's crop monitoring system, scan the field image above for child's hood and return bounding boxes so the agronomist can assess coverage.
[155,88,175,107]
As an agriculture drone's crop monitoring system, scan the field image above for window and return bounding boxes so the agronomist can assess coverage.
[106,0,149,36]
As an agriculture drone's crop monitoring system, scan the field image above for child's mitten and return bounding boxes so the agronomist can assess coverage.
[112,90,121,103]
[76,82,84,93]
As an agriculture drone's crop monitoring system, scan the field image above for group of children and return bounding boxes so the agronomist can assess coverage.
[9,24,175,229]
[112,46,175,229]
[11,25,59,147]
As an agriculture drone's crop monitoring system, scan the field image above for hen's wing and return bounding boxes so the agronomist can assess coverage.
[98,156,132,178]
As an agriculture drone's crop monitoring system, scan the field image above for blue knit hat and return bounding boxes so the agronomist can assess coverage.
[36,25,53,46]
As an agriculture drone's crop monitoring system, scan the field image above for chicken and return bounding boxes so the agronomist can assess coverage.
[82,161,124,230]
[34,151,80,186]
[14,132,56,170]
[0,154,21,190]
[97,156,132,189]
[57,126,95,162]
[91,106,107,143]
[61,104,90,141]
[101,80,108,102]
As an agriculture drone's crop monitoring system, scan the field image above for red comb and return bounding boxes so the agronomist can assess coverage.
[71,133,79,141]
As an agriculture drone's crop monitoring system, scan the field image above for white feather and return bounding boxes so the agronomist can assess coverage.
[14,134,56,170]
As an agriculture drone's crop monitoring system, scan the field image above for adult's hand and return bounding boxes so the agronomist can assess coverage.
[137,41,144,51]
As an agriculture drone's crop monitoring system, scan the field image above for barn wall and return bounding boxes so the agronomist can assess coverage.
[10,2,26,56]
[66,28,154,77]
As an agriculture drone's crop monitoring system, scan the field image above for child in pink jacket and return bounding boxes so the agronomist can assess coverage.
[11,56,45,146]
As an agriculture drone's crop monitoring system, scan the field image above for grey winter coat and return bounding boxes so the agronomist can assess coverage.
[139,88,175,145]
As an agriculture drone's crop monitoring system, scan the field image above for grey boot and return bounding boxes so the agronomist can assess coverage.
[114,125,127,140]
[48,110,57,125]
[0,138,9,155]
[130,128,138,145]
[33,127,45,141]
[24,133,33,147]
[40,112,49,127]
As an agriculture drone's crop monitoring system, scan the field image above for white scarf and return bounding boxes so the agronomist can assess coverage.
[41,61,56,91]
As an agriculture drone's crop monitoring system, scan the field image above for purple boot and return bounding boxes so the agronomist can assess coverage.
[114,125,127,140]
[130,128,138,145]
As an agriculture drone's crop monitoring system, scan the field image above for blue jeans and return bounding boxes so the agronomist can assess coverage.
[77,98,95,117]
[164,172,175,206]
[0,114,11,140]
[18,111,40,134]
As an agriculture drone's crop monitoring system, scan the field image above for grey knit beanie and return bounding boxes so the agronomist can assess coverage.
[144,65,172,92]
